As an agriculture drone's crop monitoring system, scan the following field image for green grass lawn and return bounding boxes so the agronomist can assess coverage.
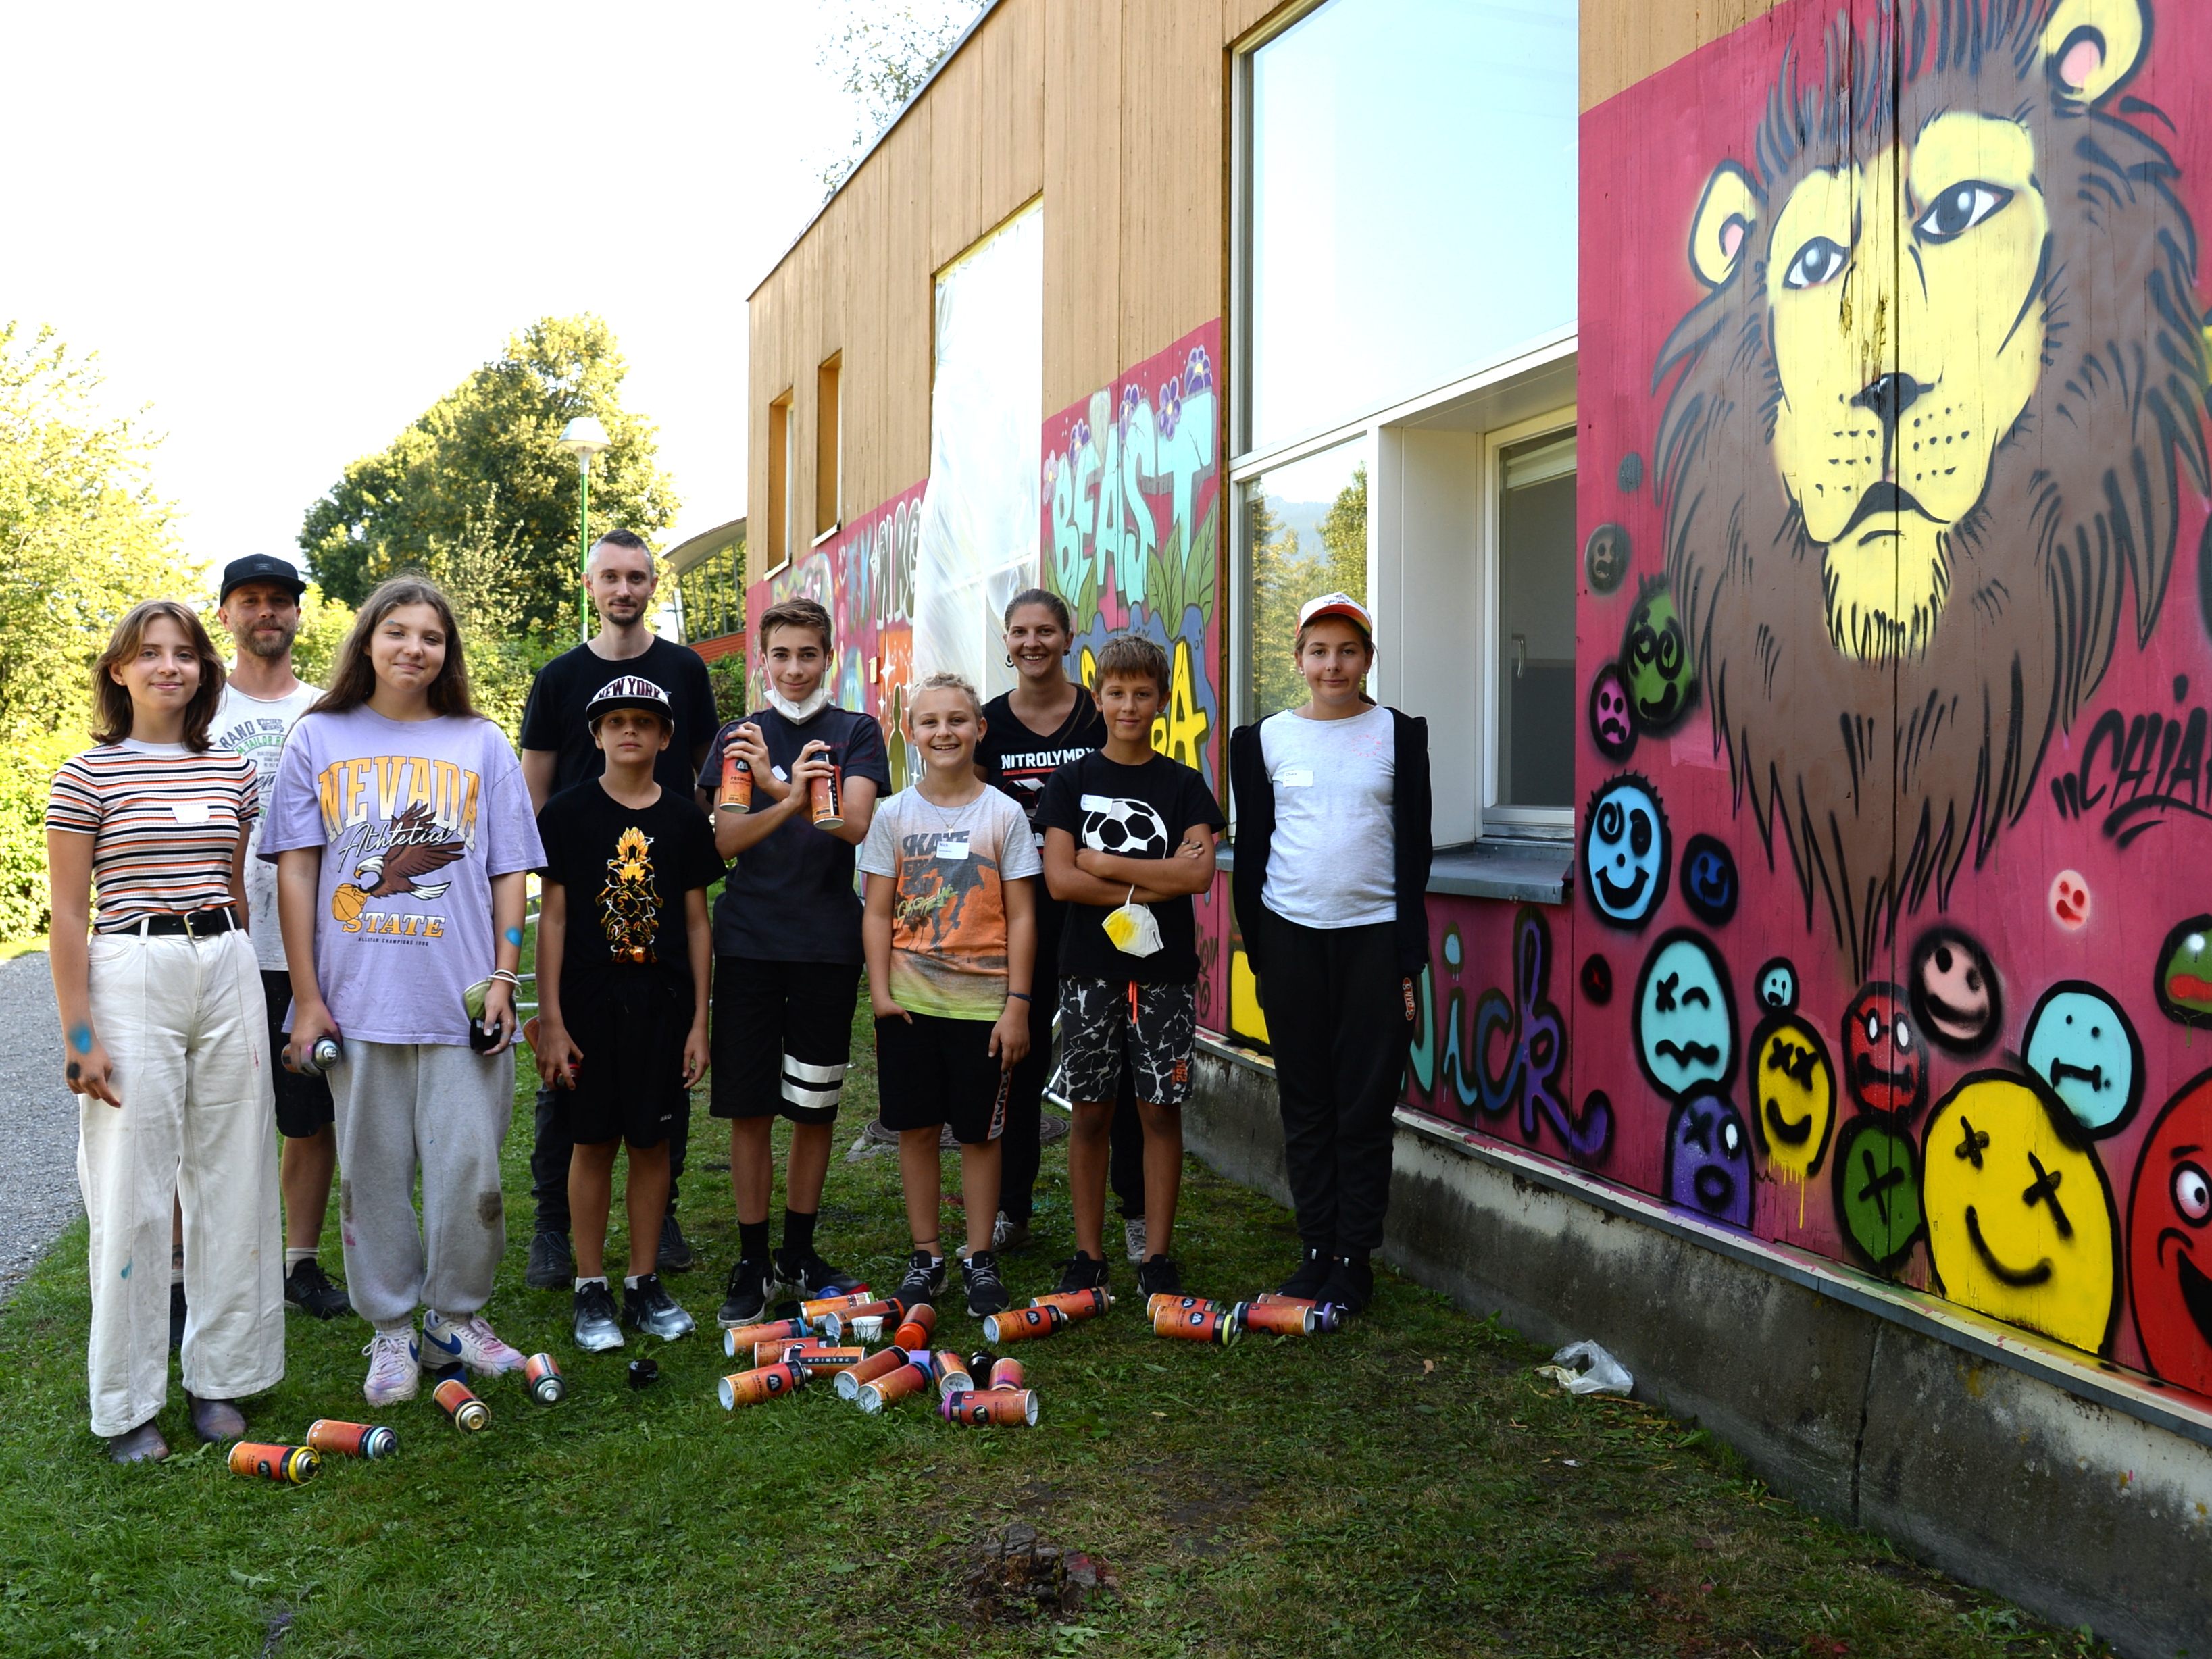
[0,1002,2110,1658]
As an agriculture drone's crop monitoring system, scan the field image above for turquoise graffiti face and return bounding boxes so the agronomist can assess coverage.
[1584,774,1670,928]
[1634,929,1735,1098]
[2022,984,2143,1138]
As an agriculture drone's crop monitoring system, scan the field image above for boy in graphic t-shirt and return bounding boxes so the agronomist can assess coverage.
[696,598,890,1327]
[534,678,724,1354]
[1035,633,1225,1300]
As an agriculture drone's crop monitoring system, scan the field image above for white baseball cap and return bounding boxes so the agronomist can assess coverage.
[1296,592,1374,634]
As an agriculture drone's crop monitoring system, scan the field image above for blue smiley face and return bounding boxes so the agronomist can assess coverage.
[2021,983,2144,1138]
[1756,956,1798,1013]
[1584,774,1670,929]
[1634,929,1736,1098]
[1679,834,1738,926]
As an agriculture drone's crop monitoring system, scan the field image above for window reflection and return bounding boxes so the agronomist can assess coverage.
[1245,438,1367,722]
[1494,432,1575,809]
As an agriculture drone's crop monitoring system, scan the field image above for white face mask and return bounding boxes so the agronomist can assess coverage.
[1103,888,1164,958]
[768,682,833,724]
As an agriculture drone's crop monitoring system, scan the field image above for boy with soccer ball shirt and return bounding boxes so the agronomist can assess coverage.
[859,673,1039,1319]
[532,677,723,1352]
[1036,634,1224,1297]
[697,598,888,1325]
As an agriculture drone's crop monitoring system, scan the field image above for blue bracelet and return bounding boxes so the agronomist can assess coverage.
[1007,991,1031,1002]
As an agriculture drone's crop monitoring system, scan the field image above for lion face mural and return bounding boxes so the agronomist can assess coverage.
[1653,0,2209,971]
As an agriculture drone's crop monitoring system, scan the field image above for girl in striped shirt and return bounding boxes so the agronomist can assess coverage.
[46,600,284,1462]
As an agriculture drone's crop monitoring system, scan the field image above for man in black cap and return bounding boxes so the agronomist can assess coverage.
[518,529,718,1289]
[211,554,351,1320]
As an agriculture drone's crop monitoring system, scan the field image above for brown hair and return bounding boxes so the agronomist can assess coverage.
[91,601,226,749]
[1002,588,1071,632]
[1093,632,1169,698]
[909,670,982,718]
[310,576,478,718]
[758,596,833,653]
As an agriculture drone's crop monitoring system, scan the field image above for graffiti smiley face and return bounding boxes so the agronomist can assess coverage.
[1583,774,1670,929]
[1756,956,1799,1013]
[1580,953,1613,1006]
[2154,915,2212,1028]
[1907,927,2001,1056]
[2049,869,2092,930]
[1834,1117,1925,1274]
[1841,983,1927,1118]
[1634,929,1735,1098]
[1619,584,1694,730]
[2127,1071,2212,1395]
[1678,833,1738,926]
[1665,1092,1753,1229]
[1588,664,1638,761]
[1586,522,1631,595]
[1751,1011,1836,1183]
[2021,983,2143,1138]
[1922,1074,2119,1354]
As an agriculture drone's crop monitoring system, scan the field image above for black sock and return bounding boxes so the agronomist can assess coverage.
[738,1220,770,1262]
[781,1208,818,1260]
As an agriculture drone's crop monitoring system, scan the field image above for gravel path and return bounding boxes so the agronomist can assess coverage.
[0,952,82,1302]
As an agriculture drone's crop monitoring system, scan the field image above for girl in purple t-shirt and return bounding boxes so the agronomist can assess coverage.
[261,577,543,1406]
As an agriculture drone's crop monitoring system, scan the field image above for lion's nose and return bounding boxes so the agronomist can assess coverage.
[1851,372,1927,432]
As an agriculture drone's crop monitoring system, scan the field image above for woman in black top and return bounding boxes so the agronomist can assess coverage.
[1229,594,1433,1313]
[976,589,1144,1257]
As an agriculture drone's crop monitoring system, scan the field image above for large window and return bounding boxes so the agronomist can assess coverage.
[765,390,792,576]
[1492,428,1576,812]
[815,353,842,539]
[1242,438,1367,723]
[1242,0,1577,452]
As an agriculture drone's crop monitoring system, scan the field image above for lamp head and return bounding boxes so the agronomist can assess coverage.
[557,415,612,459]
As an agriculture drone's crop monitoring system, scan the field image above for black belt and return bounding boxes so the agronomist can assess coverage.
[126,907,240,938]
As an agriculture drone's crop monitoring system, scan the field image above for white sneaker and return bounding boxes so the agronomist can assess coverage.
[422,1308,526,1377]
[362,1328,421,1404]
[1125,1216,1148,1264]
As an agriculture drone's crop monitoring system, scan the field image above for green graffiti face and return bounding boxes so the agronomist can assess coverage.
[1620,586,1694,730]
[1834,1117,1924,1274]
[2156,915,2212,1028]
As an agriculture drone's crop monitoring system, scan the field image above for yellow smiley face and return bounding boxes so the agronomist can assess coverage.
[1751,1013,1836,1204]
[1921,1074,2119,1353]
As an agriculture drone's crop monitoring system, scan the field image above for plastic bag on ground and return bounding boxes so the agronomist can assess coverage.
[1536,1339,1634,1396]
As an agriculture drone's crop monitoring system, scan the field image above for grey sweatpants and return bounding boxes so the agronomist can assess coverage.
[329,1039,513,1329]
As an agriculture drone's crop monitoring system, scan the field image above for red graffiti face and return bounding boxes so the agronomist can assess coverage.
[2050,869,2092,930]
[2127,1073,2212,1395]
[1842,984,1926,1117]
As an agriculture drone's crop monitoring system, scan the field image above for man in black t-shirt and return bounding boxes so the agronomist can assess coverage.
[518,529,718,1290]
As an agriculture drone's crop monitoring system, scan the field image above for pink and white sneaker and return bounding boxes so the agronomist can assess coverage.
[421,1309,526,1377]
[362,1327,422,1404]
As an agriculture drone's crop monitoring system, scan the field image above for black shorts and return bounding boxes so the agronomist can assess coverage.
[263,971,334,1138]
[559,973,689,1148]
[710,957,862,1124]
[875,1011,1010,1146]
[1059,978,1197,1108]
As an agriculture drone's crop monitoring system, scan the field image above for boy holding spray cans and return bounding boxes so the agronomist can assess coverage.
[697,598,889,1325]
[533,678,723,1352]
[1036,634,1224,1299]
[857,673,1039,1321]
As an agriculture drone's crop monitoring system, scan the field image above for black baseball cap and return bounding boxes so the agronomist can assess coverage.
[220,555,306,602]
[585,674,675,728]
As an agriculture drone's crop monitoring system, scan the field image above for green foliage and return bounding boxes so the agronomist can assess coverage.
[404,487,561,743]
[1247,465,1367,721]
[286,585,359,689]
[706,652,750,725]
[299,315,678,630]
[674,532,747,643]
[815,0,981,195]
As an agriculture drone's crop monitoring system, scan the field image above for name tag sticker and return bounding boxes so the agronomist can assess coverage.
[1079,794,1115,813]
[771,766,790,783]
[172,800,213,825]
[936,836,970,861]
[1276,768,1314,789]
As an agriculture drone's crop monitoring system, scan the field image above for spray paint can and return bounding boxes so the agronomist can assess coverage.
[1238,1300,1329,1336]
[933,1352,975,1399]
[856,1360,932,1413]
[434,1377,491,1430]
[228,1441,320,1483]
[941,1388,1040,1427]
[717,748,753,812]
[523,1353,567,1404]
[719,1363,806,1408]
[1146,1294,1220,1320]
[982,1305,1065,1345]
[890,1305,937,1350]
[1152,1306,1242,1347]
[836,1345,912,1401]
[819,1298,901,1341]
[1028,1288,1111,1323]
[287,1035,343,1077]
[798,1288,876,1327]
[1251,1294,1342,1331]
[722,1319,808,1357]
[305,1420,397,1459]
[988,1356,1025,1391]
[785,1344,868,1375]
[808,766,843,829]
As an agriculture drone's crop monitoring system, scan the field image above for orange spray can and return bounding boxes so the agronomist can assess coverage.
[809,767,843,829]
[1146,1294,1220,1320]
[723,1319,808,1357]
[933,1351,975,1399]
[719,1363,807,1408]
[941,1388,1040,1427]
[434,1378,491,1430]
[890,1305,937,1350]
[836,1345,911,1400]
[857,1359,932,1413]
[718,749,753,812]
[982,1305,1065,1345]
[1152,1306,1242,1347]
[305,1420,396,1458]
[228,1442,320,1483]
[1028,1288,1111,1323]
[988,1357,1025,1391]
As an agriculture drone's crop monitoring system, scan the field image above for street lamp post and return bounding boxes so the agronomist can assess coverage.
[557,415,613,642]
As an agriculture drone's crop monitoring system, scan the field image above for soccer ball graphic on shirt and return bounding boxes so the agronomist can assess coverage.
[1081,796,1169,858]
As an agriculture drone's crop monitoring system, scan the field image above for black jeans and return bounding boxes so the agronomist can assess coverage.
[532,1086,689,1235]
[1255,912,1413,1254]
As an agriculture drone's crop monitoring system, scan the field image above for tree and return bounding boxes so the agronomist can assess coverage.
[299,315,678,630]
[1246,489,1308,721]
[815,0,982,195]
[1317,464,1368,603]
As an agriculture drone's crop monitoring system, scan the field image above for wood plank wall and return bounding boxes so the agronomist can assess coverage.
[745,0,1756,586]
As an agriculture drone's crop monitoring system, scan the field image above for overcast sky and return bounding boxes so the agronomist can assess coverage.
[5,1,866,574]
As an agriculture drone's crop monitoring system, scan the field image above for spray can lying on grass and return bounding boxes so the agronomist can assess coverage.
[982,1306,1065,1345]
[836,1346,913,1400]
[1152,1306,1241,1347]
[818,1297,903,1341]
[856,1359,933,1414]
[933,1352,975,1399]
[786,1345,868,1375]
[1145,1294,1219,1320]
[1240,1300,1340,1335]
[1028,1288,1110,1323]
[305,1420,396,1459]
[524,1353,568,1403]
[720,1363,807,1408]
[988,1357,1025,1391]
[723,1319,808,1357]
[434,1379,491,1430]
[798,1288,876,1327]
[941,1389,1039,1427]
[230,1442,320,1483]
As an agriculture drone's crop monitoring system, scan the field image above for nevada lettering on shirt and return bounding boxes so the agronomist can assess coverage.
[315,756,482,844]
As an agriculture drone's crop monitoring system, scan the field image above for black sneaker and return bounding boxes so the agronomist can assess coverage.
[1136,1254,1184,1296]
[168,1281,186,1350]
[284,1258,353,1320]
[1056,1252,1111,1296]
[774,1250,865,1298]
[1277,1246,1332,1300]
[573,1281,624,1352]
[962,1252,1010,1319]
[657,1213,695,1275]
[526,1230,575,1290]
[622,1274,696,1341]
[1320,1254,1375,1315]
[897,1250,945,1312]
[717,1256,772,1328]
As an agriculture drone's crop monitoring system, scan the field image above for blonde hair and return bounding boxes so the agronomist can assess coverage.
[908,671,982,718]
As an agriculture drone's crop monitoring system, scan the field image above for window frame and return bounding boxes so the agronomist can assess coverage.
[814,353,843,544]
[763,389,794,580]
[1478,404,1580,838]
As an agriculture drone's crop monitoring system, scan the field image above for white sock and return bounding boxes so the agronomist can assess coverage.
[576,1276,608,1292]
[622,1275,644,1290]
[375,1319,413,1339]
[284,1248,317,1271]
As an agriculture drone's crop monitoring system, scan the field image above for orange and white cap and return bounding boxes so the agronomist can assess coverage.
[1296,592,1373,636]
